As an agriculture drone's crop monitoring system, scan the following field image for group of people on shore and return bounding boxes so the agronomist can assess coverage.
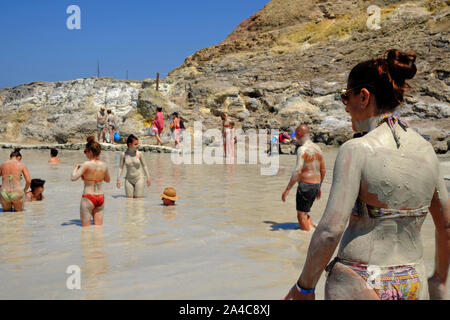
[96,107,120,144]
[152,107,186,148]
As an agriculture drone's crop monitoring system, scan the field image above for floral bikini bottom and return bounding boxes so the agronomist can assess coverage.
[326,257,421,300]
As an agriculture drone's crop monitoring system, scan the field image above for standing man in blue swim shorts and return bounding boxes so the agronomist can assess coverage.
[282,124,326,231]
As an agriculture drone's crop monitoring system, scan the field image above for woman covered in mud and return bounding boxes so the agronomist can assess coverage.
[71,136,110,227]
[0,149,31,211]
[285,49,449,300]
[116,134,151,198]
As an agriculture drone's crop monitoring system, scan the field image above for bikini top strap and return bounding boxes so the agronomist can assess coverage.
[377,112,409,148]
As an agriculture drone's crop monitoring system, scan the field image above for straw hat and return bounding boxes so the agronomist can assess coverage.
[161,187,179,201]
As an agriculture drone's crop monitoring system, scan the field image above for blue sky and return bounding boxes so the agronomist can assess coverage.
[0,0,268,89]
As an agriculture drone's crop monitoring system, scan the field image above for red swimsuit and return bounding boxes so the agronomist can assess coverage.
[81,159,105,208]
[82,194,104,208]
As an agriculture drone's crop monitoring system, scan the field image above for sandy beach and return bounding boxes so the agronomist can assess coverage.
[0,147,448,299]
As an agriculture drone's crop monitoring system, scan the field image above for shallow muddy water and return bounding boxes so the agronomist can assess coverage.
[0,147,448,299]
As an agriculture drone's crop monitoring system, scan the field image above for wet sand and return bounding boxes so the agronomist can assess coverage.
[0,148,448,299]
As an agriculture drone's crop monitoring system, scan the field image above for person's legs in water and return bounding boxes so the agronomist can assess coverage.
[11,198,24,212]
[133,176,145,198]
[124,179,135,198]
[0,197,12,211]
[297,211,312,231]
[80,197,94,227]
[296,182,320,230]
[92,206,104,226]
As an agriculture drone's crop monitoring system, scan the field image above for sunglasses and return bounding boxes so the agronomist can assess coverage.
[340,84,374,103]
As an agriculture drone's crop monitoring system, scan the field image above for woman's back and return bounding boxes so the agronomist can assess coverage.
[339,122,440,266]
[81,160,108,195]
[0,160,24,191]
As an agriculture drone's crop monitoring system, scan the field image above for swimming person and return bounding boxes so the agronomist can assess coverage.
[116,134,151,198]
[282,125,325,231]
[25,179,45,201]
[284,49,449,300]
[48,148,60,164]
[0,149,31,211]
[152,107,164,145]
[161,187,178,206]
[71,136,110,227]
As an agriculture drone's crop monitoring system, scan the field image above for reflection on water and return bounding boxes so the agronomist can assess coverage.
[80,227,109,300]
[0,148,448,299]
[0,212,31,269]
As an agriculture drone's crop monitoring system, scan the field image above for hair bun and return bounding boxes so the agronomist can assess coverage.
[14,148,21,152]
[386,49,417,81]
[86,136,96,143]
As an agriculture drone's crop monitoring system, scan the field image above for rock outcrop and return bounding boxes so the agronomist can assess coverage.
[163,0,450,152]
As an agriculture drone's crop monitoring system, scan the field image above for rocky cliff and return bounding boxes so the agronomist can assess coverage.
[164,0,450,152]
[0,0,449,152]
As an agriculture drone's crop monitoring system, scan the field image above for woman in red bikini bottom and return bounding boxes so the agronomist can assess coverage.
[71,136,110,227]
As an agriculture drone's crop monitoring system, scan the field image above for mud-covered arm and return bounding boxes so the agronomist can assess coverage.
[139,152,150,179]
[319,154,326,183]
[297,140,364,289]
[71,163,87,181]
[429,163,450,298]
[285,148,304,191]
[117,153,125,180]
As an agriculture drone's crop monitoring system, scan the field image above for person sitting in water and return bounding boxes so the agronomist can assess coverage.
[25,179,45,201]
[48,148,60,164]
[71,136,110,227]
[116,134,151,198]
[161,187,178,206]
[284,49,450,301]
[282,125,325,231]
[0,149,31,211]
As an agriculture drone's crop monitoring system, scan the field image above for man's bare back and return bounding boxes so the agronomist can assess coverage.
[295,140,325,185]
